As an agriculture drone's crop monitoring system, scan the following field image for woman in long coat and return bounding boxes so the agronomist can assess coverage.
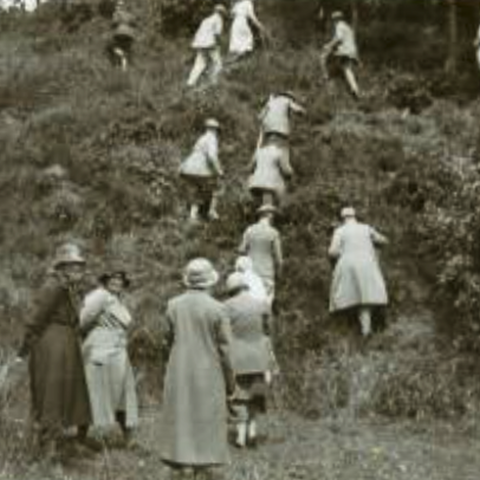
[159,258,235,479]
[17,243,92,462]
[224,273,273,448]
[80,268,138,446]
[328,207,388,336]
[229,0,266,62]
[248,133,293,207]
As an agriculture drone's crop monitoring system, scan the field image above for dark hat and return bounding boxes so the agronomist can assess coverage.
[99,269,131,288]
[257,204,277,216]
[278,90,298,101]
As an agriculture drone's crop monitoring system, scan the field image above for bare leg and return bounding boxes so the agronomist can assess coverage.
[343,65,360,99]
[187,51,208,87]
[209,48,223,85]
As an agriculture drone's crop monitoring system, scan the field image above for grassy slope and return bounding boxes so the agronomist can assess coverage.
[0,3,479,420]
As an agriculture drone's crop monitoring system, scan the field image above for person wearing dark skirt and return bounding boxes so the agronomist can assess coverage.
[16,243,92,465]
[223,272,274,448]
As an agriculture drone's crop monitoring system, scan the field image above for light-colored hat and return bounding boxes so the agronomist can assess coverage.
[52,243,86,269]
[183,258,219,290]
[205,118,221,130]
[226,272,248,294]
[340,206,356,219]
[235,256,253,273]
[214,4,228,15]
[331,11,344,21]
[257,204,277,216]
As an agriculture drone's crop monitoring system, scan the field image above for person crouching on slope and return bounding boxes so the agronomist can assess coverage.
[187,4,228,88]
[179,118,224,222]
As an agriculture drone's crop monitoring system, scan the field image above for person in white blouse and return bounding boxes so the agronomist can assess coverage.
[322,11,360,99]
[229,0,266,63]
[187,4,228,88]
[80,268,138,446]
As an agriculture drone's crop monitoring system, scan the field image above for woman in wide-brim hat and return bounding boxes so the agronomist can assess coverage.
[17,243,92,464]
[159,258,235,477]
[80,265,138,447]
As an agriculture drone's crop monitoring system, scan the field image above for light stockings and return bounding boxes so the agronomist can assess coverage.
[359,306,372,337]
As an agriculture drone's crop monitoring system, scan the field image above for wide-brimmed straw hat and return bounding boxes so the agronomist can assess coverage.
[205,118,221,130]
[99,267,131,289]
[183,258,219,290]
[257,204,277,216]
[340,206,356,219]
[52,243,86,269]
[226,272,248,294]
[331,11,344,21]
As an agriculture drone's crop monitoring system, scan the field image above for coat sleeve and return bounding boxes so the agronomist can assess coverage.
[370,227,388,247]
[79,289,109,331]
[214,307,236,396]
[206,137,223,176]
[278,151,294,177]
[328,228,343,258]
[161,303,175,362]
[238,228,250,255]
[18,280,62,358]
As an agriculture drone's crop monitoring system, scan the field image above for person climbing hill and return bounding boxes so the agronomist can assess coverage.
[328,207,388,337]
[187,4,228,88]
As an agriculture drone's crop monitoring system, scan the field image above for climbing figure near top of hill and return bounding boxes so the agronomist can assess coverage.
[187,4,228,88]
[179,118,224,222]
[239,205,283,306]
[223,272,274,449]
[107,0,137,72]
[228,0,268,64]
[248,132,293,209]
[328,207,388,337]
[321,11,360,99]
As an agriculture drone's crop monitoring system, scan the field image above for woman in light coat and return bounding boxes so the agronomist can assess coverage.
[159,258,235,479]
[328,207,388,336]
[224,273,273,448]
[248,133,293,207]
[229,0,266,62]
[179,118,224,222]
[80,268,138,445]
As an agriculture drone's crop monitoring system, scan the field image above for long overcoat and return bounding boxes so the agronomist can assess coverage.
[18,274,91,430]
[159,290,234,466]
[329,221,388,312]
[80,287,138,429]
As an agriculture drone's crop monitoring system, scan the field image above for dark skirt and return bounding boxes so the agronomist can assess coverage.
[233,373,267,413]
[181,175,219,215]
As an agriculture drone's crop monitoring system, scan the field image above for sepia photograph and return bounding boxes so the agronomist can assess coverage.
[0,0,479,479]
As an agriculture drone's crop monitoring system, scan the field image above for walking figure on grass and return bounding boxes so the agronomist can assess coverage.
[228,0,268,64]
[159,258,235,480]
[224,273,275,449]
[328,207,388,337]
[179,118,224,222]
[187,4,228,88]
[321,11,360,99]
[108,0,136,72]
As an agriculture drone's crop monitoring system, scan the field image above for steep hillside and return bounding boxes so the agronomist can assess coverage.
[0,2,479,423]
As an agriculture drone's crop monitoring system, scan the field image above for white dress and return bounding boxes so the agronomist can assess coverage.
[229,0,256,54]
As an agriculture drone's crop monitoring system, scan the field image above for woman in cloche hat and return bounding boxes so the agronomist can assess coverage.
[80,264,138,447]
[159,258,235,479]
[17,243,92,466]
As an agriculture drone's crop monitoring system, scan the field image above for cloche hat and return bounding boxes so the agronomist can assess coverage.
[226,272,248,294]
[183,258,219,290]
[99,267,131,288]
[257,204,277,216]
[214,4,228,16]
[340,206,356,219]
[52,243,86,269]
[331,11,344,21]
[205,118,221,130]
